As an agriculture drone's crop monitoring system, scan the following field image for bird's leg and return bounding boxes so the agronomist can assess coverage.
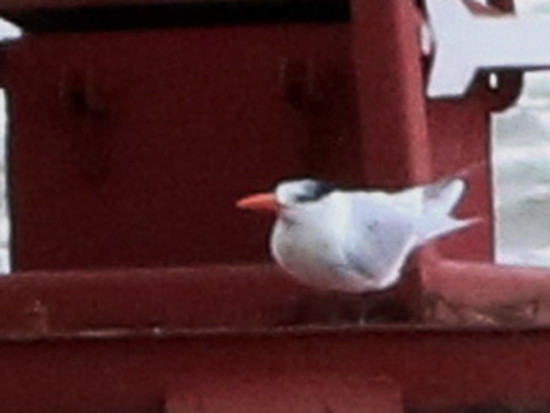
[357,293,371,326]
[421,293,440,324]
[529,298,541,322]
[284,291,356,326]
[428,296,476,325]
[327,291,364,325]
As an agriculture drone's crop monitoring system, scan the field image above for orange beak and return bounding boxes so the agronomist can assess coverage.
[236,193,279,213]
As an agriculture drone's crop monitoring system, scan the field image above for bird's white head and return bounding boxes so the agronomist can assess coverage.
[236,178,336,214]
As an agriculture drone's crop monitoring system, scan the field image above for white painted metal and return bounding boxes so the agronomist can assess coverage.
[425,0,550,97]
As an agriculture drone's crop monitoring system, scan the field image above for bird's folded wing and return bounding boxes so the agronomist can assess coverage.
[343,195,419,288]
[389,177,466,216]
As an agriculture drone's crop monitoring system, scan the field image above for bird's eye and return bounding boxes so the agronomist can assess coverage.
[294,194,315,203]
[276,179,336,205]
[294,181,335,203]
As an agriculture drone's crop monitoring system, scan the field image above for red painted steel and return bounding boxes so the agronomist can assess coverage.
[0,329,549,413]
[0,259,548,334]
[0,265,303,334]
[7,25,362,270]
[2,0,539,324]
[352,0,431,188]
[2,0,550,411]
[168,373,402,413]
[423,257,550,324]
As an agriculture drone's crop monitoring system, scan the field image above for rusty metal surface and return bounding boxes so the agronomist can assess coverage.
[422,257,550,325]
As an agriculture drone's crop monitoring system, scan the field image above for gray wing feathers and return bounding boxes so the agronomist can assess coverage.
[344,198,419,288]
[391,177,465,215]
[390,177,473,242]
[342,178,472,288]
[423,177,465,215]
[414,178,474,242]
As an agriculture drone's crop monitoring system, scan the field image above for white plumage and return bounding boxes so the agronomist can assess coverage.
[238,177,475,293]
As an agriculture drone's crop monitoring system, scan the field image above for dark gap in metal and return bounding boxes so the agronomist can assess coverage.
[0,0,350,33]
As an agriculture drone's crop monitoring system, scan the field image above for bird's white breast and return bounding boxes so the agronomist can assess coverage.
[270,195,376,293]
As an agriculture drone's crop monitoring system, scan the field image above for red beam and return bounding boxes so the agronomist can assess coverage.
[0,328,550,413]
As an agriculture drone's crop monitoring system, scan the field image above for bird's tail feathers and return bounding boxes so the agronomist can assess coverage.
[417,177,479,242]
[423,177,466,216]
[391,177,466,216]
[417,215,479,243]
[389,175,478,243]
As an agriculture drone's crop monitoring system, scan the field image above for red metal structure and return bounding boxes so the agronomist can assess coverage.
[0,0,548,412]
